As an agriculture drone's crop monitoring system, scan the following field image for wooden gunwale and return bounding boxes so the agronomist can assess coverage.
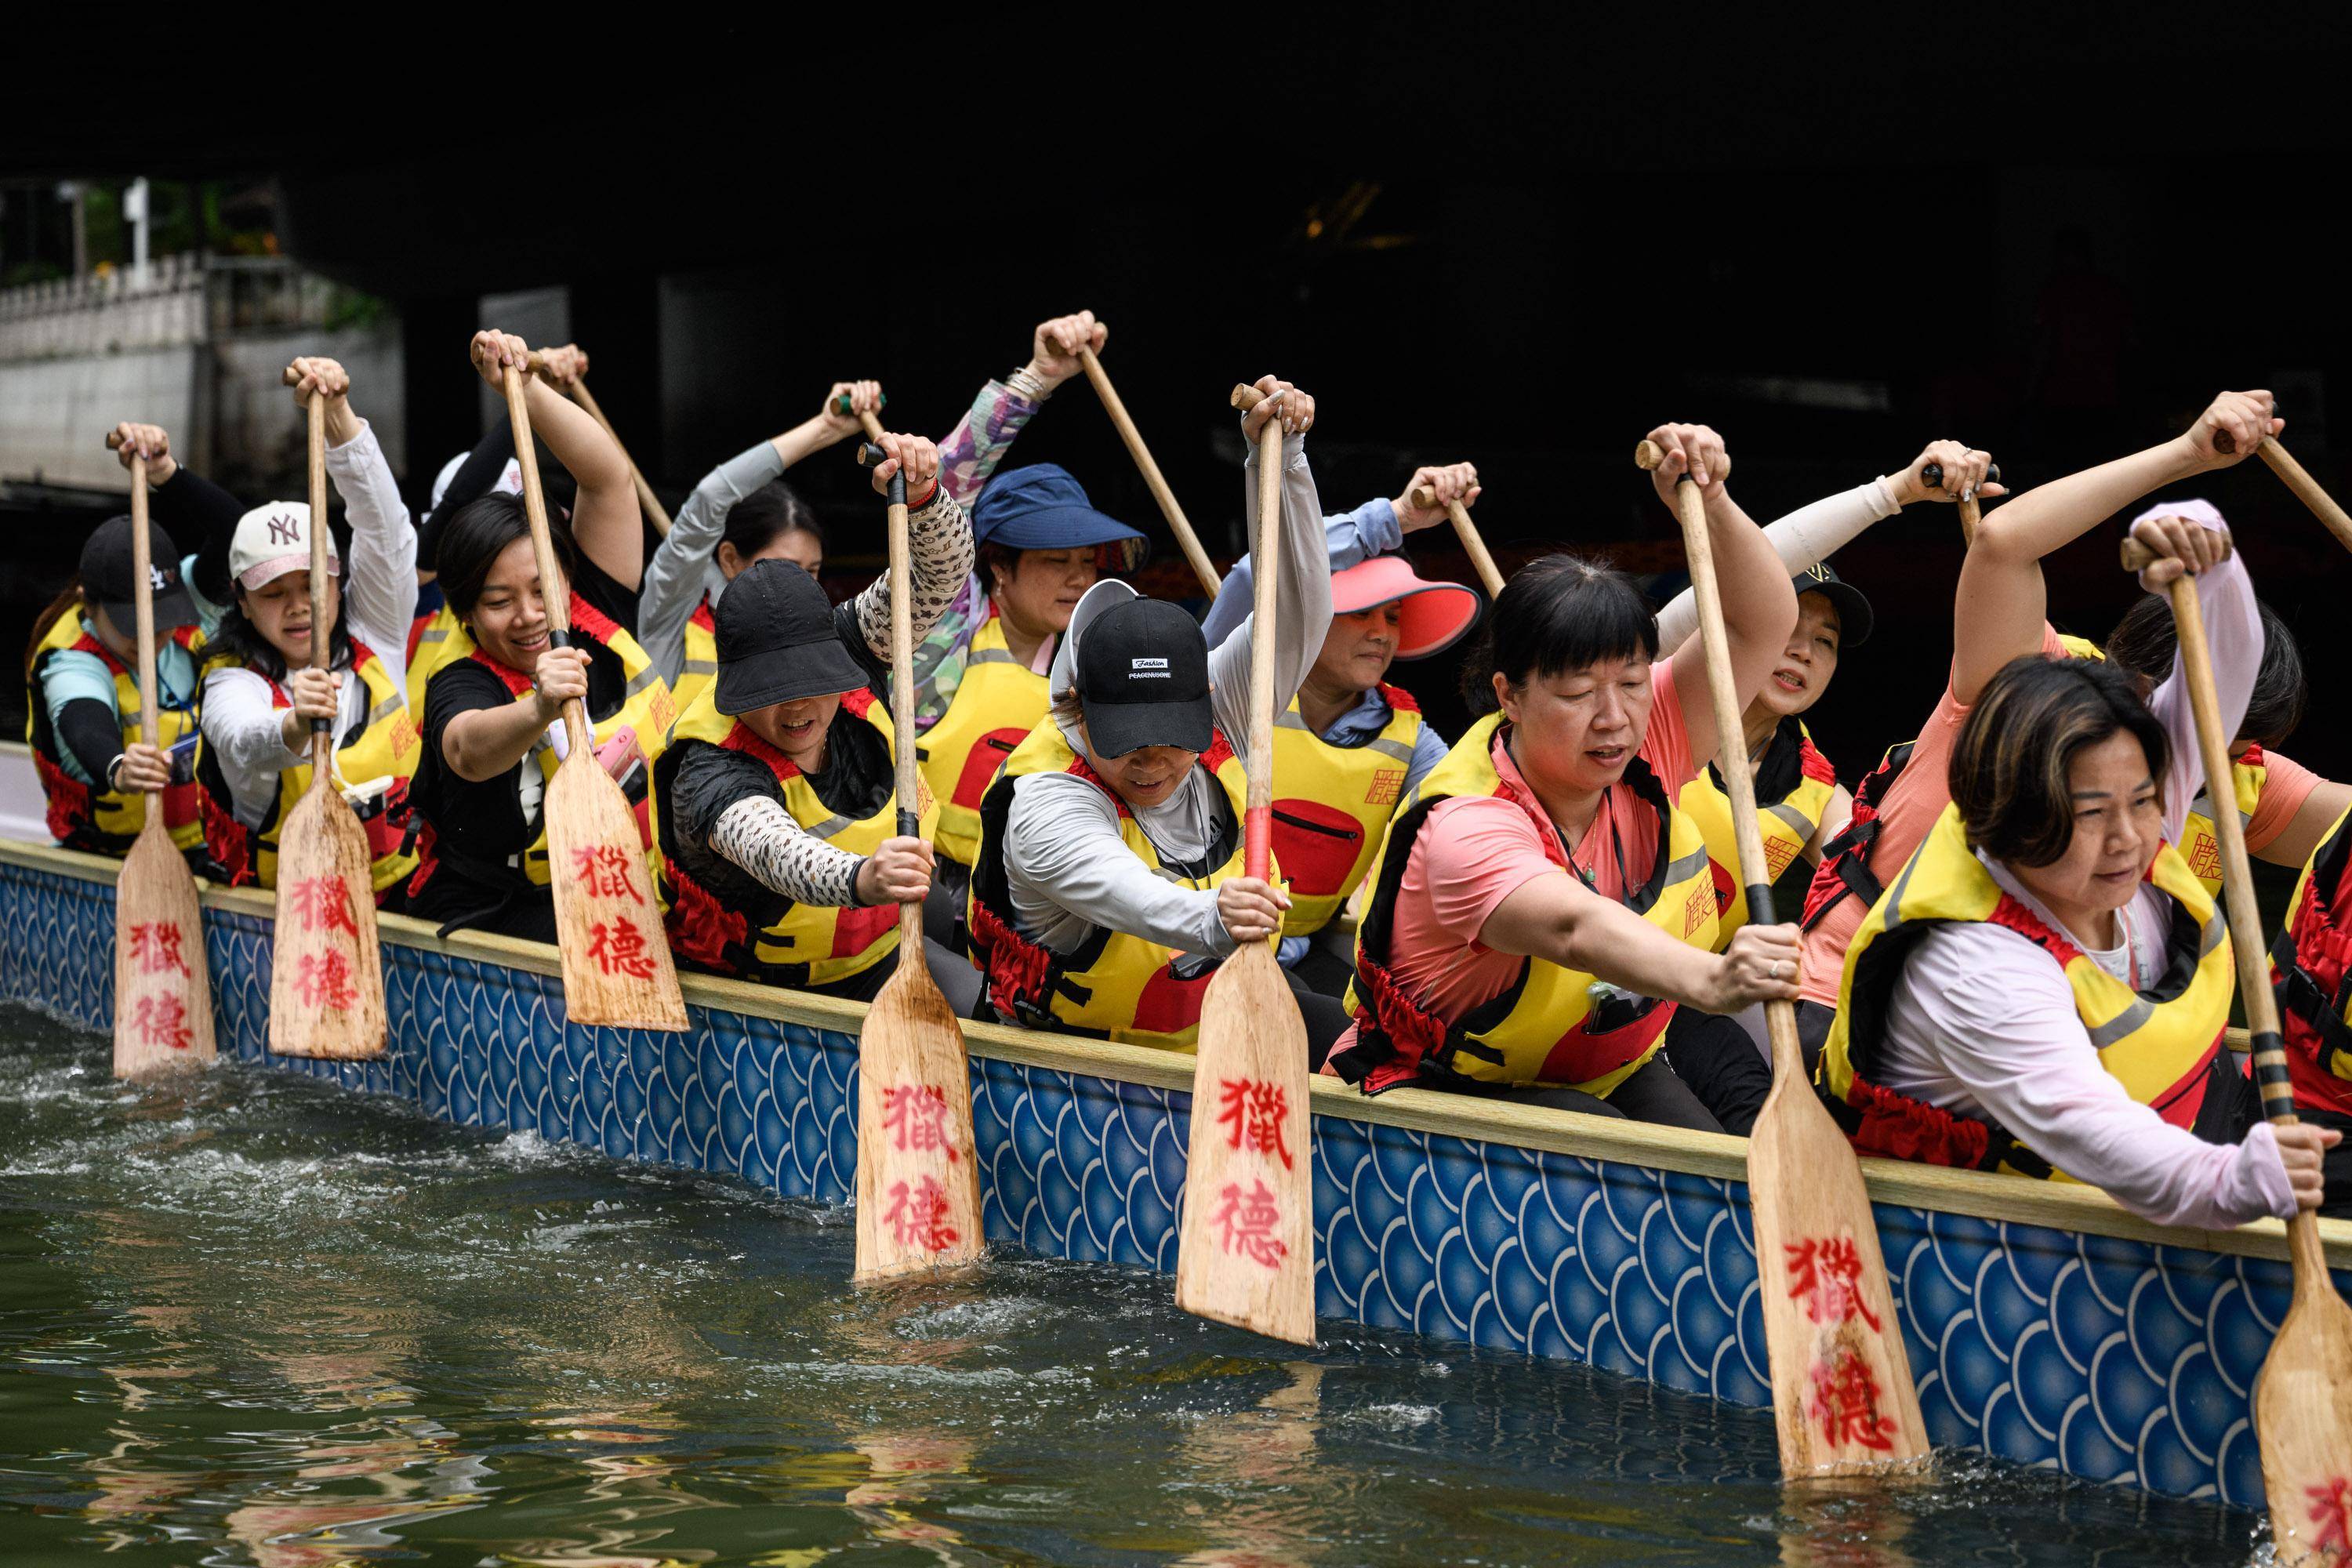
[3,832,2346,1273]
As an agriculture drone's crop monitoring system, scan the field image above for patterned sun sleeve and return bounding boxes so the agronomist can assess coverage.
[710,795,869,908]
[851,488,977,665]
[935,368,1052,506]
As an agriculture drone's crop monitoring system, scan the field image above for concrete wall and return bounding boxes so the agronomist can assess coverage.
[213,324,405,495]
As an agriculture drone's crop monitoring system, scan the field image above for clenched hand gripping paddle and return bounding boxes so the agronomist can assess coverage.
[1077,347,1222,595]
[2122,534,2352,1566]
[851,438,985,1283]
[266,368,387,1060]
[1407,485,1505,597]
[1920,460,2002,546]
[1169,383,1315,1346]
[833,390,889,446]
[1636,438,1929,1479]
[498,349,688,1032]
[103,436,217,1077]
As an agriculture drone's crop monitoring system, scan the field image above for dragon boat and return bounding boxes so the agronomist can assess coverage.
[2,822,2346,1519]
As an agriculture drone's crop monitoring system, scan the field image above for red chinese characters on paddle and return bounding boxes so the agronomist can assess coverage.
[1212,1178,1287,1269]
[884,1083,960,1163]
[127,921,188,977]
[1785,1235,1883,1332]
[1806,1343,1897,1453]
[586,919,659,979]
[2312,1477,2352,1553]
[572,844,645,904]
[129,993,193,1052]
[885,1174,960,1253]
[1214,1077,1294,1171]
[292,949,358,1011]
[286,874,358,937]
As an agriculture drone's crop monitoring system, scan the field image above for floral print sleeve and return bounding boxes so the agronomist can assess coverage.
[935,368,1052,506]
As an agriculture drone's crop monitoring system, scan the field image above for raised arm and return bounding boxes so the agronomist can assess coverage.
[469,329,642,593]
[114,421,244,608]
[1207,376,1334,755]
[848,434,975,662]
[1951,390,2278,706]
[289,356,417,663]
[936,311,1103,505]
[1642,422,1797,766]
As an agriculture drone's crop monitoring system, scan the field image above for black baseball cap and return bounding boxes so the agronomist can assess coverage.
[81,514,198,632]
[1791,561,1872,647]
[712,558,869,714]
[1071,587,1213,757]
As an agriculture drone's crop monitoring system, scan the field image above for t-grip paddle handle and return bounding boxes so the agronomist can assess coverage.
[1919,460,2001,493]
[832,391,888,415]
[855,440,909,504]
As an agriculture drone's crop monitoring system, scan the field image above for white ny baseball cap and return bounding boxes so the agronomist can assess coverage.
[229,502,340,592]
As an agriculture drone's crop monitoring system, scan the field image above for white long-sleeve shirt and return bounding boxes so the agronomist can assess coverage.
[1876,521,2292,1230]
[201,419,419,827]
[1656,477,1900,655]
[1001,430,1333,960]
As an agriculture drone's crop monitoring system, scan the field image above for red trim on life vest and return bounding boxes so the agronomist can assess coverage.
[1842,1071,1994,1169]
[1377,681,1421,715]
[1798,734,1836,786]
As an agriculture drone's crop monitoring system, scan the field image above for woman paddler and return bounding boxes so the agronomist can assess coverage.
[964,376,1346,1058]
[191,357,420,898]
[1818,520,2339,1226]
[650,433,982,1015]
[1198,463,1486,995]
[1328,423,1803,1134]
[403,332,677,941]
[634,379,881,713]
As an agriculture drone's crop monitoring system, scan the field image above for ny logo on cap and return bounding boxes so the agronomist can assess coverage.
[267,514,301,546]
[1805,564,1830,583]
[148,564,170,590]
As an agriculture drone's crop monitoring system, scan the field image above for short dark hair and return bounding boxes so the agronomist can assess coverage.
[721,480,822,564]
[2103,592,2307,750]
[439,493,574,623]
[1951,655,2170,869]
[1460,553,1658,716]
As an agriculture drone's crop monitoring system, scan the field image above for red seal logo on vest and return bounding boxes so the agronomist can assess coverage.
[2187,828,2222,885]
[1682,882,1714,938]
[1764,835,1801,880]
[1366,767,1404,807]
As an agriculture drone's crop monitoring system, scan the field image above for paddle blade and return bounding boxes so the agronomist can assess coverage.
[544,755,688,1031]
[1174,940,1315,1345]
[266,783,387,1059]
[1747,1070,1930,1478]
[854,936,984,1283]
[2256,1261,2352,1566]
[112,817,216,1077]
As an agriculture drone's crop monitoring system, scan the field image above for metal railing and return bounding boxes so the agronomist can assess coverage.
[0,254,358,363]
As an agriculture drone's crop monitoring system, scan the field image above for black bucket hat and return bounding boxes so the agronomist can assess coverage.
[712,559,869,714]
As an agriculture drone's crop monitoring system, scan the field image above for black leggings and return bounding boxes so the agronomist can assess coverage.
[1661,1005,1777,1136]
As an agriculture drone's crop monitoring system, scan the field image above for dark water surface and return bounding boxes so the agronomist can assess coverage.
[0,1003,2278,1566]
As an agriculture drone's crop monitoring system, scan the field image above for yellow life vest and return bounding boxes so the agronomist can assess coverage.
[1338,713,1721,1096]
[652,682,902,987]
[670,600,720,717]
[1677,717,1838,950]
[25,612,205,856]
[405,604,465,718]
[967,718,1263,1051]
[1269,684,1425,937]
[916,605,1047,869]
[194,637,422,893]
[1820,803,2241,1178]
[2180,746,2269,897]
[410,595,675,891]
[2271,802,2352,1123]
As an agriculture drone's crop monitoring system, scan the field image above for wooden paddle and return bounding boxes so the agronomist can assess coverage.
[2122,535,2352,1566]
[1636,438,1929,1479]
[1169,383,1314,1345]
[1407,485,1505,596]
[833,391,888,445]
[2210,427,2352,557]
[262,368,386,1061]
[851,437,985,1284]
[1076,347,1222,594]
[1920,460,2001,546]
[554,371,673,539]
[499,351,688,1032]
[105,443,217,1078]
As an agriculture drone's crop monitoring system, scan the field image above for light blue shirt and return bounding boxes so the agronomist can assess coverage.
[40,553,218,784]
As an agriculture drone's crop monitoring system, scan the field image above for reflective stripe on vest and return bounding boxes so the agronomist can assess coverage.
[1821,802,2238,1178]
[917,606,1047,869]
[669,600,720,717]
[652,681,901,987]
[2270,801,2352,1120]
[25,613,205,855]
[967,717,1261,1051]
[1269,684,1423,937]
[195,637,422,892]
[1678,716,1836,950]
[1341,713,1719,1096]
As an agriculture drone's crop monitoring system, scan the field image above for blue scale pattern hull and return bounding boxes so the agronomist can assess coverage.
[2,856,2339,1512]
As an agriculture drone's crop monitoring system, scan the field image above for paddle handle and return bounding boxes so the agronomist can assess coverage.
[1410,485,1505,596]
[1229,383,1286,873]
[127,456,160,759]
[1081,346,1221,595]
[304,387,336,776]
[2248,437,2352,556]
[857,440,924,941]
[1634,439,1805,1071]
[500,360,592,757]
[2119,535,2329,1276]
[563,376,674,539]
[1922,460,2001,546]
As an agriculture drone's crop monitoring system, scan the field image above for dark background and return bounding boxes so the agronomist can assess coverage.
[11,11,2352,790]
